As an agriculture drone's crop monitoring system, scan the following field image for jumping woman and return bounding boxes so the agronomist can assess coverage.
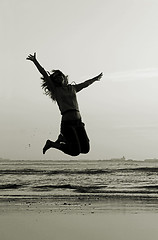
[26,53,103,156]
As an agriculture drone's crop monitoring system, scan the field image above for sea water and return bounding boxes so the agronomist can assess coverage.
[0,159,158,213]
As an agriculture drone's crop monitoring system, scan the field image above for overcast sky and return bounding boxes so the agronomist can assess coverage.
[1,0,158,160]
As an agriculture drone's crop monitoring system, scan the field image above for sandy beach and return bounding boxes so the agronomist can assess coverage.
[1,211,158,240]
[1,199,158,240]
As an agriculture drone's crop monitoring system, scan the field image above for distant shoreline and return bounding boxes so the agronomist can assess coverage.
[1,157,158,162]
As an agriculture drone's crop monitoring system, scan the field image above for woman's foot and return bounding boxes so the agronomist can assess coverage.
[43,139,61,154]
[43,140,53,154]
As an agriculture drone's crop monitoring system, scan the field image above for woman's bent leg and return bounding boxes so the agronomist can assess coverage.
[76,122,90,154]
[43,120,88,156]
[60,125,81,156]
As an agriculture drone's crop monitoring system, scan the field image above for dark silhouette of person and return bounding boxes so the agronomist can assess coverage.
[26,53,103,156]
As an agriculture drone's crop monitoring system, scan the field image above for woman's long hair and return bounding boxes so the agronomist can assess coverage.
[41,70,68,102]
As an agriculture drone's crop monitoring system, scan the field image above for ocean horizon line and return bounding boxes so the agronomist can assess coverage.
[1,157,158,162]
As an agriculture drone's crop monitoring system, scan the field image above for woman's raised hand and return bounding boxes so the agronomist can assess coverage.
[26,52,36,62]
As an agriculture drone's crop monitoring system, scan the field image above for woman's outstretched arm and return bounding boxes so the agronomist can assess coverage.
[26,52,56,91]
[26,52,48,78]
[75,72,103,92]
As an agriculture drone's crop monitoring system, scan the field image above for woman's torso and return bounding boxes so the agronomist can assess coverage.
[54,85,81,121]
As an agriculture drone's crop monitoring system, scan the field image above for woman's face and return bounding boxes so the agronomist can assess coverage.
[53,72,67,86]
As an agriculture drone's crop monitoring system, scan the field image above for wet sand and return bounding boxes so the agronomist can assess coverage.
[1,194,158,214]
[1,199,158,240]
[1,212,158,240]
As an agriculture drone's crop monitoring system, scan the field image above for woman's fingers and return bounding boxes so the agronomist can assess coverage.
[26,53,35,61]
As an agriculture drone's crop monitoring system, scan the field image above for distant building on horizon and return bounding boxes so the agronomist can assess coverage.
[110,156,126,161]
